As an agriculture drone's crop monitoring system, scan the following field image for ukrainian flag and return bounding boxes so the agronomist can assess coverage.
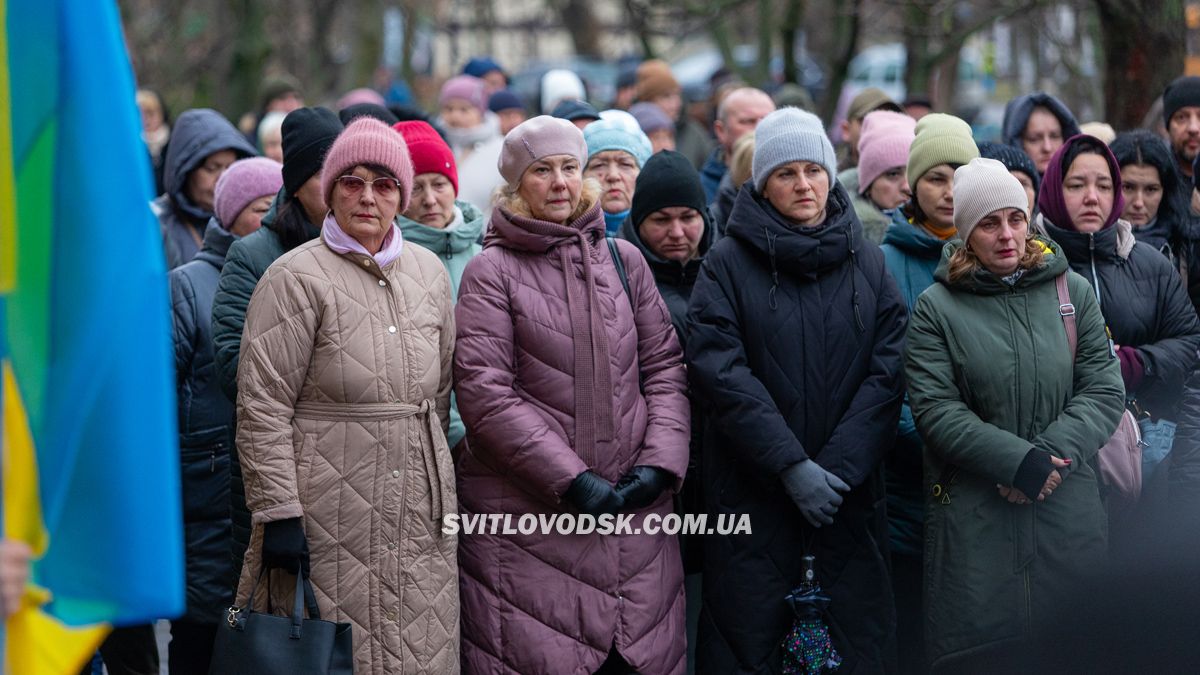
[1,1,184,672]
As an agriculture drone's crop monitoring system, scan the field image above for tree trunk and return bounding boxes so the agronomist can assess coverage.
[1096,0,1185,130]
[818,0,860,123]
[754,0,772,86]
[399,1,418,84]
[227,0,269,117]
[780,0,806,85]
[558,0,602,58]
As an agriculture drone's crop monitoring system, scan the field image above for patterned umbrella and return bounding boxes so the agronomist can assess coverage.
[782,555,842,674]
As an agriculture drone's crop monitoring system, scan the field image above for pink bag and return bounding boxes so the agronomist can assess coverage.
[1055,273,1142,505]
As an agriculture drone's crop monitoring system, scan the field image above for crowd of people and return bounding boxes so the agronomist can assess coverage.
[57,56,1200,674]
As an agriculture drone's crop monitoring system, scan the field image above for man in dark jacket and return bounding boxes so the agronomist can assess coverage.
[687,107,906,673]
[700,87,775,202]
[211,106,341,575]
[169,158,281,675]
[154,109,256,269]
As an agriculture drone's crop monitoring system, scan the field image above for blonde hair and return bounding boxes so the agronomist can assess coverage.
[729,132,756,188]
[495,177,602,224]
[947,237,1047,284]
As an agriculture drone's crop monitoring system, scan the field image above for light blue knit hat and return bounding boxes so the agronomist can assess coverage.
[583,110,653,168]
[752,107,837,192]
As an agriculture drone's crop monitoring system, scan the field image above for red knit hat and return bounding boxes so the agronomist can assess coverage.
[392,121,458,196]
[319,117,414,212]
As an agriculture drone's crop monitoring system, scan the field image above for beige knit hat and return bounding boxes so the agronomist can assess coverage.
[953,158,1030,242]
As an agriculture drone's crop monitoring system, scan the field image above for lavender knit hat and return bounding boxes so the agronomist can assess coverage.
[320,117,414,212]
[438,75,488,113]
[856,110,916,195]
[214,157,283,229]
[498,115,588,186]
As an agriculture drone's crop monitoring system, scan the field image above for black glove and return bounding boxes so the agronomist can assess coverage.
[262,517,310,575]
[564,471,625,516]
[615,466,673,511]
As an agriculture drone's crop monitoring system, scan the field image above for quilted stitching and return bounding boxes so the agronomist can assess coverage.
[236,239,459,674]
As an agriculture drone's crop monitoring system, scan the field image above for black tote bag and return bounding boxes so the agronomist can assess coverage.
[209,570,353,674]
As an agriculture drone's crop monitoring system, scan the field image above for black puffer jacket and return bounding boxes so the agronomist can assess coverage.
[169,219,239,623]
[1041,217,1200,420]
[620,206,715,573]
[687,183,906,673]
[1171,365,1200,533]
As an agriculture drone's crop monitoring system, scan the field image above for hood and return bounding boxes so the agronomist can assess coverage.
[725,181,858,277]
[1130,217,1173,252]
[1039,213,1137,263]
[1002,92,1082,152]
[485,200,607,255]
[1037,135,1126,233]
[934,236,1069,295]
[195,218,238,266]
[881,212,947,260]
[398,200,485,256]
[162,109,256,222]
[618,205,713,287]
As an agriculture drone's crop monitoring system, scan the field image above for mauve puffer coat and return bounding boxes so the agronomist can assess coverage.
[454,197,691,674]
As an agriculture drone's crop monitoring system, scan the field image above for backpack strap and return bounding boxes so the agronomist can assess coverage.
[1055,272,1077,362]
[607,236,635,313]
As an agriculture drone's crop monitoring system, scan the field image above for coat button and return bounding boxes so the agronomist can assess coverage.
[378,279,386,287]
[362,259,371,267]
[387,542,396,551]
[388,325,397,333]
[392,470,400,478]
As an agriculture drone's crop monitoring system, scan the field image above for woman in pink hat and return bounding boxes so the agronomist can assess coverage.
[235,117,459,674]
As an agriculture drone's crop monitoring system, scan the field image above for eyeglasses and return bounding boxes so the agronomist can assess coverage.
[335,175,401,198]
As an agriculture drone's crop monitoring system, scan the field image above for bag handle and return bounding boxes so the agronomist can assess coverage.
[1055,272,1077,362]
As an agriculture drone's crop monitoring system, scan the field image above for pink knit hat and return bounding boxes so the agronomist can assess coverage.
[857,110,917,195]
[438,75,488,113]
[320,117,414,212]
[497,115,588,186]
[214,157,283,230]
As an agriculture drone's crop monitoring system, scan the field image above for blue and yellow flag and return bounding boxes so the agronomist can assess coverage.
[2,1,184,672]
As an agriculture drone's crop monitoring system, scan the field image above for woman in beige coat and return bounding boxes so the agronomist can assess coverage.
[236,117,459,674]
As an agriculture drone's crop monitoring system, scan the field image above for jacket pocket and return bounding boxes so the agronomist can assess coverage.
[294,428,316,505]
[180,426,232,522]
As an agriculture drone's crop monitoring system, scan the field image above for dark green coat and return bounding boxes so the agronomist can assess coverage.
[905,239,1124,671]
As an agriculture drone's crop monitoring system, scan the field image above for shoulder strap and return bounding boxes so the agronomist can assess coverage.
[607,236,635,313]
[1055,272,1078,362]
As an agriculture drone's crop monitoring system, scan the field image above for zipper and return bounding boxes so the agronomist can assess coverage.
[210,450,216,473]
[1087,234,1117,357]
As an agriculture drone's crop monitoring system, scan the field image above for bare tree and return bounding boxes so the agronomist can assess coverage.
[1094,0,1185,130]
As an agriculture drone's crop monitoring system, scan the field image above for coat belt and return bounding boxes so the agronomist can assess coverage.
[293,399,454,535]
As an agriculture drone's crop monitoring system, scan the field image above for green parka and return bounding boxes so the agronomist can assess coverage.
[905,239,1124,671]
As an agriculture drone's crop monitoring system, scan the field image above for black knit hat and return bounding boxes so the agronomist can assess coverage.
[281,107,343,196]
[630,150,710,230]
[338,103,399,127]
[1163,76,1200,128]
[977,141,1040,197]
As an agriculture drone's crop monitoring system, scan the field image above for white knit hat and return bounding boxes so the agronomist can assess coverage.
[953,158,1030,242]
[752,107,837,192]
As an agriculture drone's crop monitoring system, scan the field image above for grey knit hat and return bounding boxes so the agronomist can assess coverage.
[953,157,1030,242]
[752,107,837,192]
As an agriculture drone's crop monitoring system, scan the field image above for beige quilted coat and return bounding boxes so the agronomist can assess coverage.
[235,233,459,674]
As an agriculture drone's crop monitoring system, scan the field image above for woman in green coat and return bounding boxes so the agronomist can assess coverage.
[905,158,1125,673]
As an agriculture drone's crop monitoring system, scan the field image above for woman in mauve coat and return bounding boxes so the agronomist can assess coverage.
[454,115,691,674]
